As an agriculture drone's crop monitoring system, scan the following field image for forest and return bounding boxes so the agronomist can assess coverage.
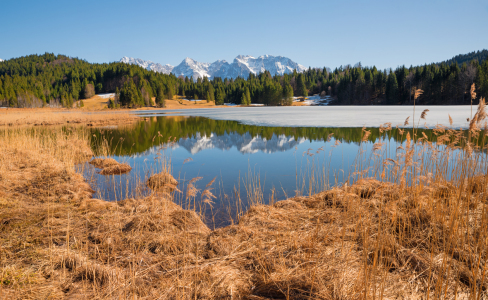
[0,50,487,108]
[303,49,488,105]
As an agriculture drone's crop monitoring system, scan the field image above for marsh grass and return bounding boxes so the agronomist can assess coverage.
[1,102,488,299]
[0,109,138,127]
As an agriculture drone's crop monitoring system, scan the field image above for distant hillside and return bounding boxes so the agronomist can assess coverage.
[2,50,487,108]
[440,49,488,66]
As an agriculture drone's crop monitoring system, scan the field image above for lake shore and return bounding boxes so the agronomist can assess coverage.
[1,120,486,298]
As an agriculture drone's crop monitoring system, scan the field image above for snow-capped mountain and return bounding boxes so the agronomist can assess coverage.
[0,59,4,62]
[120,57,173,73]
[120,55,306,79]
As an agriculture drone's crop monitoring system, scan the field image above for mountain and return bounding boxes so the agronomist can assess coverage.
[0,59,4,62]
[120,56,173,73]
[120,55,306,79]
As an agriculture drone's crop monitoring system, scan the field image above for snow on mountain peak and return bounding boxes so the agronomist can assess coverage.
[120,55,306,79]
[119,57,174,74]
[0,58,4,62]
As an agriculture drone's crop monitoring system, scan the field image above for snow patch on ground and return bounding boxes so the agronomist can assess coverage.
[97,93,115,99]
[183,99,206,102]
[294,95,332,106]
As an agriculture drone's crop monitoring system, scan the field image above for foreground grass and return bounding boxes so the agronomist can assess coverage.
[1,107,488,299]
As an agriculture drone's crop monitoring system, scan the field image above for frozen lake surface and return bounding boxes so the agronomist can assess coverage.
[136,106,475,129]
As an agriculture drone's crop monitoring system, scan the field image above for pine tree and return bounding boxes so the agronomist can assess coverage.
[297,74,307,97]
[215,88,224,105]
[156,86,165,108]
[208,84,215,102]
[283,83,293,105]
[241,93,247,106]
[386,71,398,105]
[245,87,251,105]
[166,83,174,100]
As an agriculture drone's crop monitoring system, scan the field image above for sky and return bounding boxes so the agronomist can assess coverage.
[1,0,487,70]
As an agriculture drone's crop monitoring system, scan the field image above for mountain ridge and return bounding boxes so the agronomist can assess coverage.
[120,55,306,79]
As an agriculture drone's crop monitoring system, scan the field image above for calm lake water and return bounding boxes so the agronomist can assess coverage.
[81,108,474,227]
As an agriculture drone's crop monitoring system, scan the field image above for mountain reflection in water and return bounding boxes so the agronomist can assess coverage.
[85,116,441,227]
[91,116,424,156]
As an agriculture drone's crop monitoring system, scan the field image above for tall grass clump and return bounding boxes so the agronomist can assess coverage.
[2,99,488,299]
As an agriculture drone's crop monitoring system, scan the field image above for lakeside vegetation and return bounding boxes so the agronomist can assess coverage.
[1,102,488,298]
[1,50,487,108]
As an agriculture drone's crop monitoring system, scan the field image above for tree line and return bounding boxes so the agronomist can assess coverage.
[0,53,301,108]
[301,50,488,105]
[0,51,487,108]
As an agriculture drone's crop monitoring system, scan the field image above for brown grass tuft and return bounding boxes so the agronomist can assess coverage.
[146,172,179,193]
[98,163,132,175]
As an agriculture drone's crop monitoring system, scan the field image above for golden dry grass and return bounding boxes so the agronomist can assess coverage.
[1,104,488,299]
[89,158,132,175]
[147,172,179,193]
[74,94,227,110]
[0,109,138,127]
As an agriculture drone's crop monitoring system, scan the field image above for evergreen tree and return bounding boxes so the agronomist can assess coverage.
[241,93,247,106]
[282,83,293,105]
[156,86,165,108]
[165,83,174,100]
[245,87,251,105]
[386,71,398,105]
[215,88,225,105]
[297,74,307,97]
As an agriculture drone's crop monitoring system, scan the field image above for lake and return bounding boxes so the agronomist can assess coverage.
[82,106,476,227]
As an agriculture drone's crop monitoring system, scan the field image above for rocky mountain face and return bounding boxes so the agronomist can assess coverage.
[120,55,306,79]
[119,57,173,74]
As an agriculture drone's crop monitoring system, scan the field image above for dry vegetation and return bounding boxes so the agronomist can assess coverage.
[89,158,132,175]
[74,94,227,110]
[1,101,488,299]
[0,109,138,127]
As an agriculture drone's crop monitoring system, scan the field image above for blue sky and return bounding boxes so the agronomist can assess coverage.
[1,0,487,70]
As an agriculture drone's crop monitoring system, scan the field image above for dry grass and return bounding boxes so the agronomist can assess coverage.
[0,109,138,127]
[89,158,132,175]
[147,172,179,193]
[1,103,488,299]
[74,94,225,110]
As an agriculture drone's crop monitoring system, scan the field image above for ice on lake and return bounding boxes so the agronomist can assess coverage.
[136,106,475,129]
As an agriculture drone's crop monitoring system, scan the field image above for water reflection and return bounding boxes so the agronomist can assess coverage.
[91,116,431,156]
[84,116,471,227]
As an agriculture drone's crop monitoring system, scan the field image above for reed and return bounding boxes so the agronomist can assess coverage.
[1,104,488,299]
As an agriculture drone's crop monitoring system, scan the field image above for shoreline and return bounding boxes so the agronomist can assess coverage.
[1,122,486,298]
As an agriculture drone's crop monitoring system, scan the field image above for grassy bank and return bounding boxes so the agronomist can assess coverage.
[1,107,488,299]
[0,109,139,127]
